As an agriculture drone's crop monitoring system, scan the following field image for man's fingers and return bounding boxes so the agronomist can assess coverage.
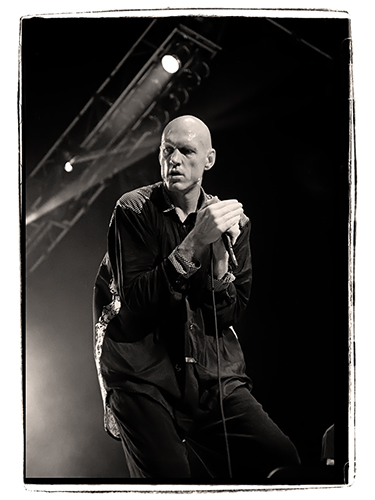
[219,213,242,233]
[203,200,243,218]
[199,201,242,230]
[216,206,243,227]
[202,196,219,208]
[214,199,242,209]
[201,198,240,210]
[194,198,244,245]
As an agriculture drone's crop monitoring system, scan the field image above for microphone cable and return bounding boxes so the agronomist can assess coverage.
[210,244,233,478]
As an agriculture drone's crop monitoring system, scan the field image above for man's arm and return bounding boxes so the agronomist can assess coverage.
[200,219,252,330]
[107,199,186,321]
[176,198,244,278]
[107,193,248,326]
[175,198,252,329]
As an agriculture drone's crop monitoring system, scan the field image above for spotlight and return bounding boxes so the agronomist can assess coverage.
[161,43,192,74]
[161,54,181,74]
[64,161,74,173]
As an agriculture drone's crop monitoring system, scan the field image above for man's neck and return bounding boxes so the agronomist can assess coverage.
[168,185,201,220]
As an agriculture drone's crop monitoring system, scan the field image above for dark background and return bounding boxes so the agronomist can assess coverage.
[22,14,350,480]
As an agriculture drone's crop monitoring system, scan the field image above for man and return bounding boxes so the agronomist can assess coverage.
[93,115,300,479]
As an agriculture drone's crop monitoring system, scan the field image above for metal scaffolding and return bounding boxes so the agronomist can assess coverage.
[25,20,221,273]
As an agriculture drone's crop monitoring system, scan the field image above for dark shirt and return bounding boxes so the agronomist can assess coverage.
[93,181,253,439]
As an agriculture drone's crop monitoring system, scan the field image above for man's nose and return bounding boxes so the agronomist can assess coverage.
[170,149,182,165]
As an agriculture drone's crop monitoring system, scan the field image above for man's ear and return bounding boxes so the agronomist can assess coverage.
[204,148,216,171]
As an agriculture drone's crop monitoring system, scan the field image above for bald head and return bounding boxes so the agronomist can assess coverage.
[159,115,216,195]
[161,115,213,153]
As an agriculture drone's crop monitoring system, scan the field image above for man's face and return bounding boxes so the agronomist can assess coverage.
[159,118,215,195]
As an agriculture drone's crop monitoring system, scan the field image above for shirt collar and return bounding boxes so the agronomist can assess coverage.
[161,182,210,214]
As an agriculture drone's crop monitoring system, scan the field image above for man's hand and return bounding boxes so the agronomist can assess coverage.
[177,197,243,279]
[193,197,243,247]
[226,219,241,246]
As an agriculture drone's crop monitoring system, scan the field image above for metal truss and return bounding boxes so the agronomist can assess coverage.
[25,20,221,273]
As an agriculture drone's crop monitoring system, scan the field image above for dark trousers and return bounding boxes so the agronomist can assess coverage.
[109,384,300,480]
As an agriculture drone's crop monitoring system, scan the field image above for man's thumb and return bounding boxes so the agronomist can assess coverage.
[201,195,219,209]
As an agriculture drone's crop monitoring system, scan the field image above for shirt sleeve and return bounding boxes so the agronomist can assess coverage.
[168,247,201,279]
[107,198,187,323]
[107,189,252,333]
[205,271,236,292]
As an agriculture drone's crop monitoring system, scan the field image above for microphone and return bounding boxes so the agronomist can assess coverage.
[222,233,238,268]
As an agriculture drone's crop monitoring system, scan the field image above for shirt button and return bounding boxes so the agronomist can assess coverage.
[189,323,194,331]
[175,364,181,372]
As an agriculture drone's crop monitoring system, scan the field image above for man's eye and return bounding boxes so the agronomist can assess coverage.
[162,147,173,156]
[181,148,193,156]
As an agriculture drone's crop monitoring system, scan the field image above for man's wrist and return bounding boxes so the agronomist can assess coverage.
[206,271,235,292]
[177,231,206,263]
[169,247,201,278]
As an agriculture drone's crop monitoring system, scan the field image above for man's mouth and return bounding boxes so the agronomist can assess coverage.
[169,170,184,177]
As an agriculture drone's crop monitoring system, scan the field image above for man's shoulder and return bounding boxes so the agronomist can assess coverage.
[117,182,162,214]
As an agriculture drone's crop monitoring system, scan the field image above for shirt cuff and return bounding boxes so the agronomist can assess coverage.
[168,247,201,279]
[206,272,235,292]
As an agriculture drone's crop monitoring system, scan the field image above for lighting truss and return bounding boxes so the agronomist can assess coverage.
[24,21,221,273]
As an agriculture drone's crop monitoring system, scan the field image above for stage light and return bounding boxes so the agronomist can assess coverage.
[64,161,73,173]
[161,54,181,74]
[161,41,193,75]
